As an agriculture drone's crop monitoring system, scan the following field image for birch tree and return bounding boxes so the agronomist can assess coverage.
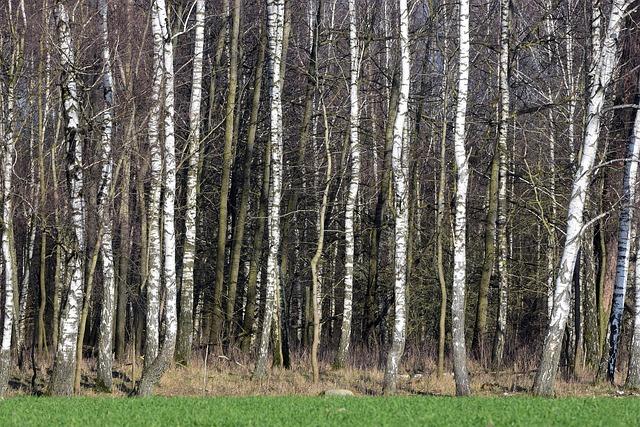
[177,0,205,364]
[137,0,178,396]
[254,0,285,379]
[96,0,116,391]
[0,35,17,401]
[143,0,165,369]
[533,0,631,396]
[626,100,640,390]
[0,105,15,397]
[49,1,86,395]
[0,0,25,394]
[491,0,510,369]
[451,0,472,397]
[335,0,360,369]
[382,0,410,395]
[607,85,640,382]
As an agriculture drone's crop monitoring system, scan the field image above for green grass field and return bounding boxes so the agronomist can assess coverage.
[1,396,639,426]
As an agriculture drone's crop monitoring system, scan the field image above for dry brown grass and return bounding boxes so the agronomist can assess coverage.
[5,347,625,397]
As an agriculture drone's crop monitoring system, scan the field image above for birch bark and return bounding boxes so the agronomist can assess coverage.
[607,85,640,381]
[382,0,410,395]
[50,1,86,395]
[451,0,472,396]
[254,0,285,379]
[533,0,630,396]
[177,0,205,364]
[138,0,178,396]
[335,0,360,369]
[144,1,164,370]
[627,106,640,388]
[0,53,17,400]
[1,0,25,394]
[492,0,510,369]
[96,0,116,391]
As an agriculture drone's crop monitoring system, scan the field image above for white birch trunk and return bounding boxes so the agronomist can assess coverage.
[50,1,86,395]
[627,106,640,388]
[492,0,510,369]
[543,0,558,319]
[96,0,116,391]
[533,0,630,396]
[254,0,285,379]
[588,0,602,103]
[382,0,410,395]
[0,67,17,398]
[160,0,178,364]
[607,89,640,381]
[144,2,164,370]
[2,2,25,390]
[177,0,204,364]
[335,0,360,369]
[138,0,178,396]
[451,0,471,396]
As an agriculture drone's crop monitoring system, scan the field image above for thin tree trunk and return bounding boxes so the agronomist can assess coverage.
[116,123,133,361]
[382,0,410,395]
[607,82,640,382]
[269,4,295,370]
[254,0,285,379]
[17,214,35,365]
[1,0,27,392]
[436,103,448,380]
[96,0,116,391]
[211,0,241,348]
[143,3,164,370]
[240,124,270,353]
[335,0,360,369]
[310,98,332,383]
[473,149,498,360]
[364,75,399,343]
[36,34,51,356]
[491,0,510,370]
[583,194,600,367]
[51,114,64,356]
[134,134,147,360]
[451,0,472,397]
[435,8,449,379]
[0,49,18,400]
[627,103,640,388]
[74,230,102,393]
[226,16,266,345]
[199,0,228,344]
[177,0,205,364]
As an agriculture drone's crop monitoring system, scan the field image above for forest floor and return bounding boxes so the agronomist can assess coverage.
[4,349,636,398]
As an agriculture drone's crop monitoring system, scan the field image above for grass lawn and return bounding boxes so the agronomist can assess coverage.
[1,396,639,426]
